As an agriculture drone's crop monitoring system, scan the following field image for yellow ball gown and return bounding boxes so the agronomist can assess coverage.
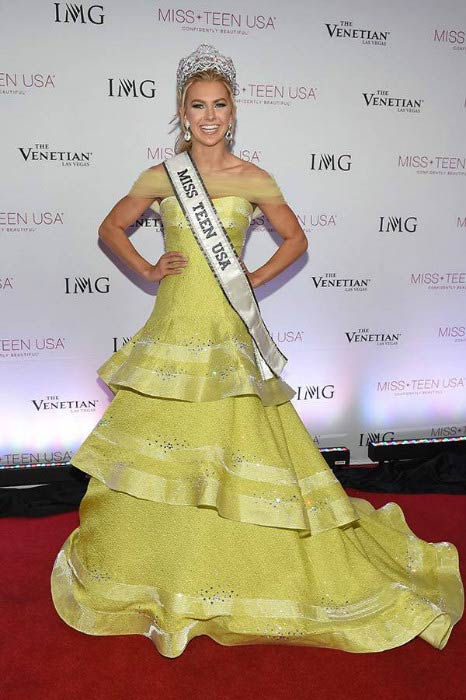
[50,165,464,658]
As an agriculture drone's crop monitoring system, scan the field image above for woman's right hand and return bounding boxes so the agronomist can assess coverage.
[143,251,188,283]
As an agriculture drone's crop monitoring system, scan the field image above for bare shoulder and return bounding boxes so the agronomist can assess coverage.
[147,162,165,173]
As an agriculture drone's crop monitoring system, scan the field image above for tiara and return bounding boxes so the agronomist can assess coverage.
[176,44,236,98]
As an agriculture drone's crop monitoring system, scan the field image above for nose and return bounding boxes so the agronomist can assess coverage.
[205,105,215,120]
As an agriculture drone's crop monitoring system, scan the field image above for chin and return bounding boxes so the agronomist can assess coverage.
[194,136,225,147]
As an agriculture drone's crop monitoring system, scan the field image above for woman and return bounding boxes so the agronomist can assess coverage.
[51,44,464,658]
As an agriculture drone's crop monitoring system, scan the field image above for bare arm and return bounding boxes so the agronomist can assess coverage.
[247,201,308,288]
[98,194,187,283]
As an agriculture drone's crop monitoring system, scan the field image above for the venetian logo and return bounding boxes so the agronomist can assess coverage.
[325,20,390,46]
[31,395,99,412]
[345,328,401,345]
[128,215,163,234]
[18,144,92,167]
[312,273,371,292]
[363,90,423,113]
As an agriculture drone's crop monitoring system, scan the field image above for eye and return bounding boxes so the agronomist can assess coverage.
[215,102,227,108]
[192,103,204,109]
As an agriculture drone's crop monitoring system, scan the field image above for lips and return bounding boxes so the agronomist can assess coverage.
[200,125,219,133]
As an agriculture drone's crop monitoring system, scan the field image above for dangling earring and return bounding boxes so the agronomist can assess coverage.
[225,123,233,142]
[184,121,191,142]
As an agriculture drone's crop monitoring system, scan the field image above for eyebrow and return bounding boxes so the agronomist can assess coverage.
[190,97,227,103]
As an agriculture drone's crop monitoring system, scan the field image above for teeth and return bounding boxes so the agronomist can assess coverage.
[201,126,218,131]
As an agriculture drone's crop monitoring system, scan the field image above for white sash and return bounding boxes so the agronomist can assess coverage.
[163,152,287,380]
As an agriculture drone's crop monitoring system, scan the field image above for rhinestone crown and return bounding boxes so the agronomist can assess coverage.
[176,44,236,99]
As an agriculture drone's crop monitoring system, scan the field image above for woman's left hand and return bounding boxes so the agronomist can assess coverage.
[240,260,258,288]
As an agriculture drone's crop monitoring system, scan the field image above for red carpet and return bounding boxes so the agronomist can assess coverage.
[1,488,464,700]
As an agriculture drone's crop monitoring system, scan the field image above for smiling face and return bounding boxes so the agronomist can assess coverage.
[180,78,235,148]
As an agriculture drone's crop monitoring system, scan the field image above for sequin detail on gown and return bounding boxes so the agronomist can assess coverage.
[50,170,464,658]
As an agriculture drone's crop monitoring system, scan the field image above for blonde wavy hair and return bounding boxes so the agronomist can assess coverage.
[172,69,237,154]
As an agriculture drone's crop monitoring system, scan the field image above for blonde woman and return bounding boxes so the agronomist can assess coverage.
[51,44,464,658]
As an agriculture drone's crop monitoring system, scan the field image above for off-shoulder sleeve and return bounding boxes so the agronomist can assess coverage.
[127,167,174,200]
[244,171,286,208]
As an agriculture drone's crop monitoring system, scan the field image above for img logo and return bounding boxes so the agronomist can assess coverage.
[108,78,156,98]
[378,216,417,233]
[64,276,110,293]
[112,336,132,352]
[310,153,352,171]
[358,430,395,447]
[53,3,104,24]
[295,384,335,400]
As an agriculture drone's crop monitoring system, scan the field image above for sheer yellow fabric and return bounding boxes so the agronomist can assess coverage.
[50,172,464,658]
[127,165,286,214]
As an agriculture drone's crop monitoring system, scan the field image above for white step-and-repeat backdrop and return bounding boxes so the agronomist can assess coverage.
[1,1,465,466]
